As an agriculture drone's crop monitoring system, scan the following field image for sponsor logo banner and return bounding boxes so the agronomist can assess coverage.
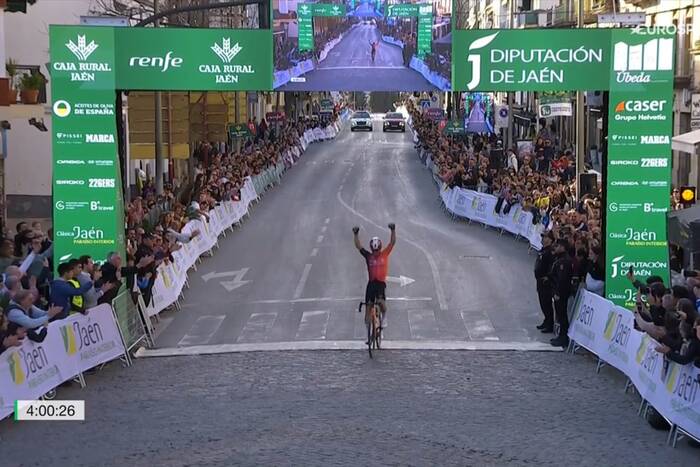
[0,305,125,420]
[569,290,699,441]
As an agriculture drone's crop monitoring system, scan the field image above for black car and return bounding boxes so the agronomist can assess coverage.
[383,112,406,132]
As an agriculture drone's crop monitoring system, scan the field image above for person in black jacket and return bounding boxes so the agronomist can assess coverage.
[550,238,573,348]
[534,233,555,333]
[656,317,700,368]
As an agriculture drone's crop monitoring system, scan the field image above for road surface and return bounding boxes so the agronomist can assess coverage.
[2,351,698,466]
[147,116,548,355]
[277,24,439,91]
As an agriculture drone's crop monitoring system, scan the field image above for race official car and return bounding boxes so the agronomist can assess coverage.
[383,112,406,132]
[350,111,372,132]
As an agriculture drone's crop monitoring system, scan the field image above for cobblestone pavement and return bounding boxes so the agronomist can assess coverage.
[1,350,698,466]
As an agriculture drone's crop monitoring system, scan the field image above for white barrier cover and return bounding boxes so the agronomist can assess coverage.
[437,184,543,250]
[0,304,126,419]
[569,290,700,440]
[148,177,257,316]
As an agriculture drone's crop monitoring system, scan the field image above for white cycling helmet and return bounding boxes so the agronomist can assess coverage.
[370,236,382,252]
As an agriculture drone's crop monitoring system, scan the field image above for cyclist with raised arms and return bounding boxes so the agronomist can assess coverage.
[353,223,396,335]
[369,40,379,63]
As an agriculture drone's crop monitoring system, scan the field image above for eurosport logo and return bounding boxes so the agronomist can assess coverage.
[53,100,71,117]
[613,38,673,84]
[614,100,667,122]
[465,32,499,90]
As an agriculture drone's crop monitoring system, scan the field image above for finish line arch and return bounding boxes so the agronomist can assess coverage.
[49,23,674,309]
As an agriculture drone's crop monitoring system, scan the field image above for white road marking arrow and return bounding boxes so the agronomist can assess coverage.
[218,268,251,292]
[202,270,241,282]
[386,275,415,287]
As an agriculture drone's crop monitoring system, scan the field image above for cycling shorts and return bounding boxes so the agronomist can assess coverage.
[365,280,386,305]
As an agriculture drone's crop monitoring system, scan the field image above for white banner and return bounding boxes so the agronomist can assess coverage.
[538,102,573,118]
[0,304,126,420]
[569,290,700,441]
[428,169,543,250]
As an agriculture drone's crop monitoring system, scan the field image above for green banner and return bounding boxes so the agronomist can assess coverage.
[320,98,334,113]
[443,119,465,135]
[297,3,347,52]
[453,29,612,91]
[228,123,252,139]
[312,3,346,17]
[50,25,124,267]
[298,4,314,52]
[417,4,433,58]
[386,4,418,16]
[605,29,674,308]
[114,28,272,91]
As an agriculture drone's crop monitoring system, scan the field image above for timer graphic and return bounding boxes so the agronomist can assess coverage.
[14,400,85,421]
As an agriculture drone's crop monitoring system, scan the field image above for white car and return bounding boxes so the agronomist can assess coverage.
[350,111,372,131]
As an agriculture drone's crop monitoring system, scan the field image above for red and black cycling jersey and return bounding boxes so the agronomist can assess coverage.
[359,243,393,283]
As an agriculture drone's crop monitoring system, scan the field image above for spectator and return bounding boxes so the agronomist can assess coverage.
[13,222,31,257]
[5,289,62,342]
[656,316,700,367]
[584,246,605,296]
[0,239,17,274]
[77,256,114,309]
[0,310,25,353]
[50,261,94,320]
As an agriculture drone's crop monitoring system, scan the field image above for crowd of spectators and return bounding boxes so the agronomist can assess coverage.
[629,269,700,369]
[0,112,341,355]
[408,100,603,348]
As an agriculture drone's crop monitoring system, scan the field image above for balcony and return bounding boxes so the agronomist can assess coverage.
[625,0,660,8]
[548,0,614,27]
[520,11,540,28]
[5,64,48,105]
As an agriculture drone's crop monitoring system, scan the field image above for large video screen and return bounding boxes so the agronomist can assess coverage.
[273,0,452,91]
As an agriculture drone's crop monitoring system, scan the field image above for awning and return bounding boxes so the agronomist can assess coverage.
[672,129,700,154]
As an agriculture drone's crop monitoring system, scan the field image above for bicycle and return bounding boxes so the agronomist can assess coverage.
[358,301,382,358]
